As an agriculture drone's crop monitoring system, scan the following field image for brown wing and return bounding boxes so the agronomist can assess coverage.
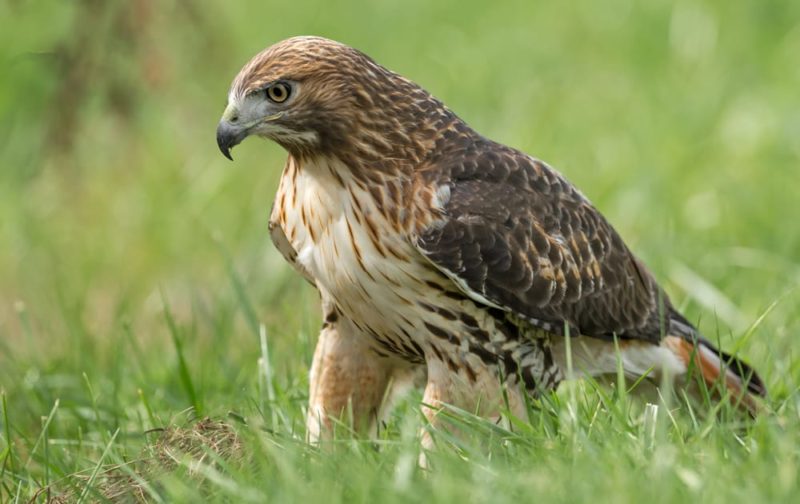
[415,138,668,343]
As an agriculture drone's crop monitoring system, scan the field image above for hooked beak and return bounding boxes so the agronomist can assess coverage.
[216,120,247,161]
[216,103,248,161]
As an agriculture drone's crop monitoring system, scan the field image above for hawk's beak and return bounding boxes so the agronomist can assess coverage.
[216,120,247,161]
[216,102,249,161]
[216,103,285,160]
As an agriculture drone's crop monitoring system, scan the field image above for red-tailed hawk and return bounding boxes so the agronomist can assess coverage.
[216,36,765,446]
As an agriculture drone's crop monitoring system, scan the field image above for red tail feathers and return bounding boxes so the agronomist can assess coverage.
[664,336,766,415]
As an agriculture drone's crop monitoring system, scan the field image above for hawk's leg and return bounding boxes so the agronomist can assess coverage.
[307,300,399,443]
[419,354,528,461]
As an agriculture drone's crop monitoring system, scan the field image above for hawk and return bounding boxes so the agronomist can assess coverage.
[216,37,765,446]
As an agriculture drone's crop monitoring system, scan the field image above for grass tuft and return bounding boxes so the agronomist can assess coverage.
[43,418,243,503]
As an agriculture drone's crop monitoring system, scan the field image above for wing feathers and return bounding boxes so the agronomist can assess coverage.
[415,139,666,343]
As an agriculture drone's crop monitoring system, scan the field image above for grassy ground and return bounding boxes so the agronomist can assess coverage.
[2,0,799,501]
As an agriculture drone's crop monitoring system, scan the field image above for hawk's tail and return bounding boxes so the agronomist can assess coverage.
[664,315,766,415]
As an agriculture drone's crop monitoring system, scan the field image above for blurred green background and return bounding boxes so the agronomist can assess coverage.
[1,0,799,500]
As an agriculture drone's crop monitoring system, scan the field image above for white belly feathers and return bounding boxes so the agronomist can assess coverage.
[273,157,440,359]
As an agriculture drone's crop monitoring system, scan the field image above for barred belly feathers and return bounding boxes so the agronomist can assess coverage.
[216,36,766,446]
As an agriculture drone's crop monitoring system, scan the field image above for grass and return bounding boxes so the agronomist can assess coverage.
[1,0,799,501]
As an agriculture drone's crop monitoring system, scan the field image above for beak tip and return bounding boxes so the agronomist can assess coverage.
[216,125,237,161]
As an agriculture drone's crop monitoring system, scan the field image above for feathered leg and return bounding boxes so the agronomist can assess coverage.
[420,355,528,466]
[307,299,397,443]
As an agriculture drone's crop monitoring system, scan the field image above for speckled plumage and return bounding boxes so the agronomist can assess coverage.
[217,36,765,444]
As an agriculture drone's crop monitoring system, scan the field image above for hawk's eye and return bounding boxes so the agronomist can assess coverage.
[266,82,291,103]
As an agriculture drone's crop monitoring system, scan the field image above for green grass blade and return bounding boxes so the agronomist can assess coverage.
[161,292,202,416]
[76,427,120,504]
[24,399,59,470]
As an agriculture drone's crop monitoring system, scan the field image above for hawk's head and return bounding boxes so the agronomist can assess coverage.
[217,36,454,163]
